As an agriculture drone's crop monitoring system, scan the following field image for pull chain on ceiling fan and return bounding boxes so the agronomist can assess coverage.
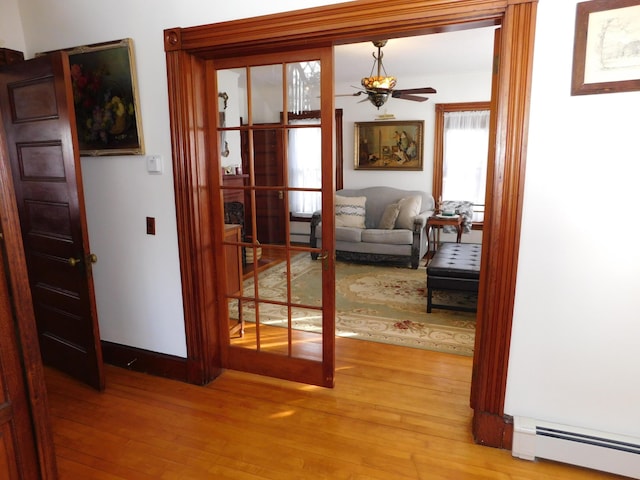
[338,40,437,109]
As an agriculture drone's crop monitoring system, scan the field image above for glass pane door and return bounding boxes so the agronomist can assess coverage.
[215,48,335,387]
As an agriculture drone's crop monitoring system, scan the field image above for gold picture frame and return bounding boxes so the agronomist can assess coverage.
[354,120,424,170]
[39,38,144,155]
[572,0,640,95]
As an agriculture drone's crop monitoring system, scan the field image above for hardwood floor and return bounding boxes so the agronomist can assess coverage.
[46,339,623,479]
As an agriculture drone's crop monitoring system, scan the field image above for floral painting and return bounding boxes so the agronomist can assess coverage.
[66,39,144,155]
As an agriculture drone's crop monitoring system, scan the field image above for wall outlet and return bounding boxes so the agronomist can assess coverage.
[146,217,156,235]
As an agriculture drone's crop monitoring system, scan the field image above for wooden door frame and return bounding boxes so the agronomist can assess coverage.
[164,0,537,449]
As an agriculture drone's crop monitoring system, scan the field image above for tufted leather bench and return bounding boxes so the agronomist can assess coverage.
[426,242,481,313]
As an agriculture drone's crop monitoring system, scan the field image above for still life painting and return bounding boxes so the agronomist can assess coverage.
[66,38,144,155]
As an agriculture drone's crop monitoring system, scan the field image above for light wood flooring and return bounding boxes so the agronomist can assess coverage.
[46,338,624,479]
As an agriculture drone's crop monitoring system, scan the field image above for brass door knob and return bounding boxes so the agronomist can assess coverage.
[68,257,81,267]
[68,253,98,267]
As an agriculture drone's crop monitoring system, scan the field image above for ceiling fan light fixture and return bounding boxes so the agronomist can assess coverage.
[366,91,390,108]
[361,40,397,108]
[361,75,396,90]
[338,39,435,109]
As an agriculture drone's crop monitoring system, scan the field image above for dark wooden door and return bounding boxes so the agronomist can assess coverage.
[249,127,287,245]
[0,109,57,479]
[0,52,105,391]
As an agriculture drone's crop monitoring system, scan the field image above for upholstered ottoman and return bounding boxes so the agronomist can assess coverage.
[426,242,481,313]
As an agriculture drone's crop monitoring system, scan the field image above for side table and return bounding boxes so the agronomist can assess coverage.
[426,214,463,256]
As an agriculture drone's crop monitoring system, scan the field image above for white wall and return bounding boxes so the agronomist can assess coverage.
[505,0,640,440]
[0,0,26,52]
[337,67,493,193]
[11,0,347,357]
[9,0,639,445]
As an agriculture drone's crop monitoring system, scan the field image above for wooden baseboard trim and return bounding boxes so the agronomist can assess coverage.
[472,411,514,450]
[101,341,189,382]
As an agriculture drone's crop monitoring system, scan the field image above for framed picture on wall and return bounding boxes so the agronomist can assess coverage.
[354,120,424,170]
[571,0,640,95]
[39,38,145,155]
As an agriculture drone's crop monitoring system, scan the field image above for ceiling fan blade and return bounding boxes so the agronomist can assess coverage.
[394,87,437,95]
[397,95,429,102]
[335,91,364,97]
[391,91,430,102]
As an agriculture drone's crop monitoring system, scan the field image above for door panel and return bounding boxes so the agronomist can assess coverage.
[216,50,334,387]
[0,52,104,390]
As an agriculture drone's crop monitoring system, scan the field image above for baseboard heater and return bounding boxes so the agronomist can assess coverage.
[512,416,640,479]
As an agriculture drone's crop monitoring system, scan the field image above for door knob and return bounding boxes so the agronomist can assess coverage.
[68,253,98,267]
[68,257,81,267]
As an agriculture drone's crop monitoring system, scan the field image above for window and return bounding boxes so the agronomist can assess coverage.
[433,102,490,226]
[287,109,343,219]
[288,118,322,215]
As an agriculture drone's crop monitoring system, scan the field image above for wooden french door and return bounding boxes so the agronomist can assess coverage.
[214,47,336,387]
[0,53,105,391]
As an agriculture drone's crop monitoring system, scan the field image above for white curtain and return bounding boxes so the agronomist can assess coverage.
[288,119,322,214]
[443,110,490,207]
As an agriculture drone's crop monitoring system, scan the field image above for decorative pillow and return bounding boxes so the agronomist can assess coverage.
[335,195,366,228]
[395,195,422,230]
[378,203,400,229]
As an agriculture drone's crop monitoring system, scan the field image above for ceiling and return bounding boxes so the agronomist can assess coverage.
[333,26,497,88]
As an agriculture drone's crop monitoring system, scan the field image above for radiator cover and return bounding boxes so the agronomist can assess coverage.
[512,416,640,479]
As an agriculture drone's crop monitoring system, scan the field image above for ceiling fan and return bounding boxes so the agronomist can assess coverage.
[337,40,437,109]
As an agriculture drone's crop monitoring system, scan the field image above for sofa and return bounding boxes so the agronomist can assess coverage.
[310,186,435,269]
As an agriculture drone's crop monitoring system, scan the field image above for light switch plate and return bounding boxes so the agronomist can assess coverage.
[146,154,163,174]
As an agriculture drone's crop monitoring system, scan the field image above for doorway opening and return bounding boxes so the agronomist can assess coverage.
[164,0,537,448]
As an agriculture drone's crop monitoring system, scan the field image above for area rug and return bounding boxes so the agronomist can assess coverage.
[236,254,477,356]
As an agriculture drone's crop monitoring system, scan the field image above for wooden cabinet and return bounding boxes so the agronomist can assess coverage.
[222,173,248,204]
[224,225,244,337]
[222,174,248,244]
[224,225,242,296]
[0,48,24,66]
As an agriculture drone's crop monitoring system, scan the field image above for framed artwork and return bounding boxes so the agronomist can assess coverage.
[354,120,424,170]
[572,0,640,95]
[40,38,144,155]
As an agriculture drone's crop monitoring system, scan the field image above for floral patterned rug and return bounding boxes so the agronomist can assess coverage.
[237,254,477,356]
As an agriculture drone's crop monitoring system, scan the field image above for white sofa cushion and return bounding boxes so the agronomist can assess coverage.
[361,229,413,245]
[378,203,400,229]
[335,195,366,228]
[315,225,364,242]
[395,195,422,229]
